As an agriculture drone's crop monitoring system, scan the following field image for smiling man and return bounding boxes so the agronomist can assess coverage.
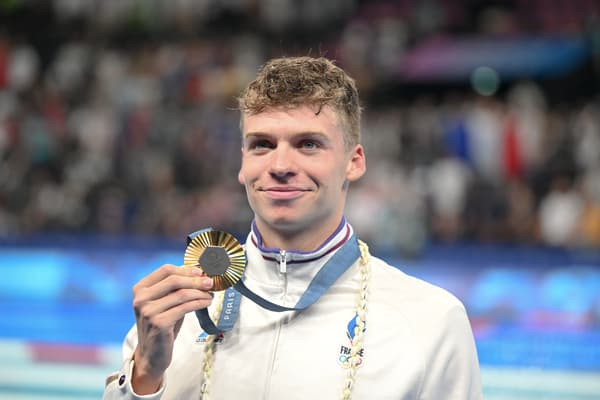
[103,57,482,400]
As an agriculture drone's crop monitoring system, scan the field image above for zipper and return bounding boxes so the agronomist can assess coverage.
[278,249,287,274]
[265,250,289,399]
[264,317,282,399]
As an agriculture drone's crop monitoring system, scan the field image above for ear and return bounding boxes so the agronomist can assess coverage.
[345,144,366,182]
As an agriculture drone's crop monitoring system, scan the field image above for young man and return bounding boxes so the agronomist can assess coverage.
[103,57,482,399]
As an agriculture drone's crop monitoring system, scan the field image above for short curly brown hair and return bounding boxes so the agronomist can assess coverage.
[238,56,362,149]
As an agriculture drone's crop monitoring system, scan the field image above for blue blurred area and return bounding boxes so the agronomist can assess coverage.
[399,36,590,81]
[1,238,599,371]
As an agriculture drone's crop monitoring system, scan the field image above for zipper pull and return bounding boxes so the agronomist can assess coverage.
[279,249,287,274]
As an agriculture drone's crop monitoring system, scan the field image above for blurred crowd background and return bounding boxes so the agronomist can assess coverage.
[1,0,599,256]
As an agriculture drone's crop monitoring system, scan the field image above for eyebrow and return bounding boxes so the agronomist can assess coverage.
[243,131,330,140]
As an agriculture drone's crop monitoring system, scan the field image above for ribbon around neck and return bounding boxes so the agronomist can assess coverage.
[190,230,361,335]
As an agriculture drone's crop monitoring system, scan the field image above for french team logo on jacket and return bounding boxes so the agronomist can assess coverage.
[337,313,366,368]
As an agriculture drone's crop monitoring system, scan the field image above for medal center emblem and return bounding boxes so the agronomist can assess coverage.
[198,246,230,276]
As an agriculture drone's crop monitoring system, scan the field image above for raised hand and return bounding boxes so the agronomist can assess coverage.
[130,264,213,394]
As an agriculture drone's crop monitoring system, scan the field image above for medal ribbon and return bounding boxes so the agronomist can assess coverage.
[194,234,360,335]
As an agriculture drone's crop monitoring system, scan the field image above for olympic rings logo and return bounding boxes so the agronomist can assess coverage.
[338,354,363,368]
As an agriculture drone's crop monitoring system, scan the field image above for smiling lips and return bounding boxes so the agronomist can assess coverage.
[259,186,311,200]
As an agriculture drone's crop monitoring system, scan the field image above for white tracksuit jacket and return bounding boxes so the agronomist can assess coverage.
[103,222,482,399]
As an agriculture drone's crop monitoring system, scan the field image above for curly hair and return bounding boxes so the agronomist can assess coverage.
[238,57,362,149]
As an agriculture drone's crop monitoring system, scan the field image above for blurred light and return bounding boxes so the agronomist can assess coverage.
[471,66,500,96]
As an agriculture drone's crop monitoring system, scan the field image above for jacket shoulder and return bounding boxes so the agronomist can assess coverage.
[368,256,466,317]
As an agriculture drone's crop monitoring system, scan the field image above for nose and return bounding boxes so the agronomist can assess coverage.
[269,145,296,180]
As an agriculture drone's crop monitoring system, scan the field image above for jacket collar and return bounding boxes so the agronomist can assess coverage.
[249,217,353,265]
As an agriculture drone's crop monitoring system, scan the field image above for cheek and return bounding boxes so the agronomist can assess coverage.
[238,159,261,186]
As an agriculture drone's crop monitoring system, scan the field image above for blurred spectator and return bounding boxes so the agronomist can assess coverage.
[506,178,537,244]
[573,101,600,172]
[506,82,547,175]
[539,176,585,247]
[464,178,510,243]
[465,96,504,183]
[578,166,600,247]
[6,43,39,93]
[427,155,471,242]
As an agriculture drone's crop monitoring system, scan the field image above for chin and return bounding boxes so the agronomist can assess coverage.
[267,216,301,229]
[259,213,306,232]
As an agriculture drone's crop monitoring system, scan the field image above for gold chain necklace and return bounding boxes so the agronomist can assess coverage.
[200,240,371,400]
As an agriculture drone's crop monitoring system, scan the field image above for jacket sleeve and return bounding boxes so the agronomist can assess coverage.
[102,325,166,400]
[418,304,483,400]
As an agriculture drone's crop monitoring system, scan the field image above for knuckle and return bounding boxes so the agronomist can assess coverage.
[160,264,177,274]
[180,288,205,304]
[132,282,143,296]
[163,275,179,291]
[174,289,190,304]
[136,303,152,321]
[165,274,187,290]
[159,264,172,273]
[132,296,145,312]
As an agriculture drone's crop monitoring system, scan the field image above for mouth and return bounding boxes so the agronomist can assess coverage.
[258,186,311,200]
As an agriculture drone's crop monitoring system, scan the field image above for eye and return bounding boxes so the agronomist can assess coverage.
[248,139,274,151]
[299,139,320,150]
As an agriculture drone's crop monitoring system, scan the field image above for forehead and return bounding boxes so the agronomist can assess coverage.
[241,105,344,137]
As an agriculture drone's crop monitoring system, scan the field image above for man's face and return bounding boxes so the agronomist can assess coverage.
[238,105,365,245]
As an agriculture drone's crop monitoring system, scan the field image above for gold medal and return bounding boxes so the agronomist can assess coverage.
[184,229,246,291]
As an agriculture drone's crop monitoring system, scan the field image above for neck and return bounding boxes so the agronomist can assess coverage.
[253,216,346,252]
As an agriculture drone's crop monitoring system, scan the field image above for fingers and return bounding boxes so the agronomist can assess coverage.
[139,288,213,319]
[140,298,212,332]
[136,273,213,303]
[133,264,215,328]
[134,264,212,299]
[135,264,205,288]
